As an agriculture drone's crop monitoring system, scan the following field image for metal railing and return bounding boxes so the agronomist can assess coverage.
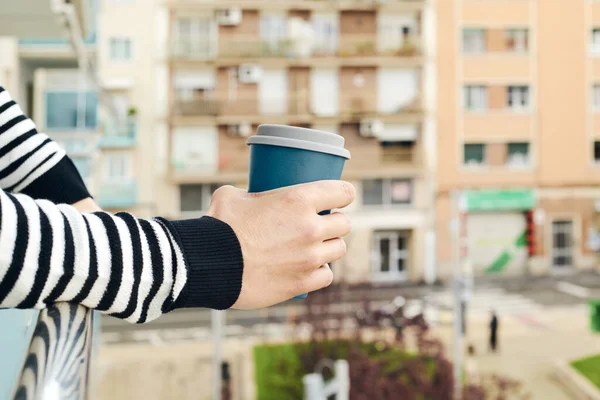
[173,95,422,118]
[13,304,95,400]
[171,35,422,60]
[381,147,417,163]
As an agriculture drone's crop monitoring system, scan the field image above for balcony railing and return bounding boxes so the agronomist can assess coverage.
[97,181,138,209]
[98,117,137,148]
[381,147,417,163]
[12,304,95,400]
[171,35,421,60]
[174,93,422,118]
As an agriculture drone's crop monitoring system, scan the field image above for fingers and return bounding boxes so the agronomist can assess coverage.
[302,238,346,270]
[317,212,352,241]
[267,180,355,213]
[302,265,334,294]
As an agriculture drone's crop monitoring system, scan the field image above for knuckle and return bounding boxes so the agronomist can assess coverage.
[307,221,323,242]
[211,185,235,202]
[340,213,352,235]
[341,181,356,204]
[338,238,348,255]
[304,249,322,269]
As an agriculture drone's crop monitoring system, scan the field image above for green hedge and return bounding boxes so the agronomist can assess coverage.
[253,340,420,400]
[571,354,600,390]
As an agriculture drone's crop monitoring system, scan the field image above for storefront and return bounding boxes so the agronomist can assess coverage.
[463,189,535,276]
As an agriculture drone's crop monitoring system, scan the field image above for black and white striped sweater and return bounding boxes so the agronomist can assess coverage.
[0,87,243,323]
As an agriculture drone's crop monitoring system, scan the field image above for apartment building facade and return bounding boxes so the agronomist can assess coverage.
[0,0,162,216]
[436,0,600,279]
[161,0,436,284]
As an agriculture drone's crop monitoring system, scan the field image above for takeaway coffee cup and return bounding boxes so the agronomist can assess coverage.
[246,124,351,299]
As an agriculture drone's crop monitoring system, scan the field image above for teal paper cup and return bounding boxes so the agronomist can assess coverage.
[246,125,351,299]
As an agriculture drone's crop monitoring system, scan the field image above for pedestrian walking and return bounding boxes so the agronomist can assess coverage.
[489,310,499,352]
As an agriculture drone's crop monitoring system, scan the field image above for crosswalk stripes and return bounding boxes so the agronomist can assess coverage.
[423,287,543,323]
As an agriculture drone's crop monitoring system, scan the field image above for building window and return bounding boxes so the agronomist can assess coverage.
[362,179,413,206]
[593,85,600,111]
[592,29,600,55]
[180,184,226,213]
[506,29,528,52]
[463,85,488,111]
[45,91,97,130]
[507,142,530,166]
[594,141,600,163]
[507,86,530,110]
[72,157,91,179]
[464,143,486,166]
[109,37,133,61]
[103,152,131,181]
[260,13,287,55]
[372,231,409,281]
[462,28,486,53]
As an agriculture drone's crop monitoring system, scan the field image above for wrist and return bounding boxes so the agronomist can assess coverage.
[165,216,244,310]
[72,198,102,213]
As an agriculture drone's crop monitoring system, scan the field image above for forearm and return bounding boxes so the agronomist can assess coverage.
[0,87,90,203]
[0,190,243,323]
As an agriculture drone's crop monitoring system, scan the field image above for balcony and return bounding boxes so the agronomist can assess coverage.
[98,117,137,148]
[171,35,423,67]
[166,0,426,12]
[97,181,138,209]
[381,146,417,164]
[0,0,91,39]
[173,94,423,125]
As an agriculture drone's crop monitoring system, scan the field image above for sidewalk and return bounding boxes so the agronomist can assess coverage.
[434,307,600,400]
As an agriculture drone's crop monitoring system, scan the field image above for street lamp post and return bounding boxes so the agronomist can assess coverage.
[212,309,224,400]
[451,191,469,400]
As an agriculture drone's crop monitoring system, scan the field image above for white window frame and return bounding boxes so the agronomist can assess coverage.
[362,179,413,208]
[593,84,600,112]
[506,142,531,168]
[592,29,600,56]
[463,143,487,167]
[109,37,133,62]
[179,183,225,215]
[174,17,217,59]
[507,85,531,111]
[462,28,486,54]
[260,12,287,50]
[103,152,132,183]
[463,85,488,111]
[371,231,409,282]
[506,28,528,53]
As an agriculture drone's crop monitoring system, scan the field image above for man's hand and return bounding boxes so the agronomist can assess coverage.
[72,198,102,213]
[207,181,355,309]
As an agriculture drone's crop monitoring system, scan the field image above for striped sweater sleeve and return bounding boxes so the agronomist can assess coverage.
[0,87,90,204]
[0,189,244,323]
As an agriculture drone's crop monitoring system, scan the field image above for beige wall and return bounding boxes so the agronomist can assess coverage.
[216,67,258,116]
[219,9,259,42]
[340,11,376,35]
[538,0,588,186]
[339,67,377,114]
[435,0,600,275]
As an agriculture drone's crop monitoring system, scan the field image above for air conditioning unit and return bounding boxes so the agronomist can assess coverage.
[228,122,253,137]
[238,64,262,84]
[216,8,242,26]
[359,119,384,138]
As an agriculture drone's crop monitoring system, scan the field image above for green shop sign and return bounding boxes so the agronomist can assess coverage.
[463,189,535,212]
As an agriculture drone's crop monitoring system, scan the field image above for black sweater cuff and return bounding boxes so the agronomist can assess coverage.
[167,216,243,310]
[19,157,91,204]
